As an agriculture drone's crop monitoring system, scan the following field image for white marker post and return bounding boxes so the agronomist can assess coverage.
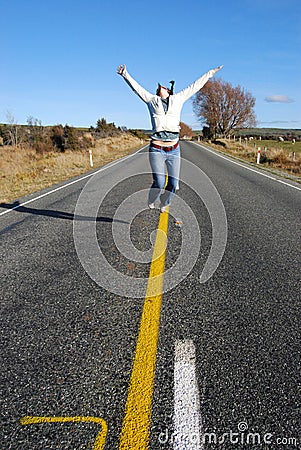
[89,149,93,167]
[257,147,261,164]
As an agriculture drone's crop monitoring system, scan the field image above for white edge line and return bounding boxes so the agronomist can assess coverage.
[0,146,148,217]
[173,339,203,450]
[193,142,301,192]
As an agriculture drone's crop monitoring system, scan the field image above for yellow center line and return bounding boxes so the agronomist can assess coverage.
[119,208,169,450]
[20,415,108,449]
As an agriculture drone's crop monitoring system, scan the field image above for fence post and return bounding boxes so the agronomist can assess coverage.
[89,149,93,167]
[257,147,261,164]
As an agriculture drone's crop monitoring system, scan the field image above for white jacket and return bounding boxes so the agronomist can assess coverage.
[121,67,216,133]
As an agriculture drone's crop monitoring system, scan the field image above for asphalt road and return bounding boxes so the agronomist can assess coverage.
[1,141,300,449]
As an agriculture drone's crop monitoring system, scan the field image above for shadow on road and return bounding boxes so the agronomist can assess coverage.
[0,201,129,224]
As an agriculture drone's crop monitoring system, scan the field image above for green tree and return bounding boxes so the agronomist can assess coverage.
[93,118,121,137]
[64,125,80,151]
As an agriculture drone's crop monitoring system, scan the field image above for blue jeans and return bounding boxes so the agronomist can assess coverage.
[148,143,181,207]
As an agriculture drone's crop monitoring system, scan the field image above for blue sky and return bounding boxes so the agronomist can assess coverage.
[1,0,300,130]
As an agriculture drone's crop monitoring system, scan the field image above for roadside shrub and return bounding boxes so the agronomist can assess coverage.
[271,149,289,165]
[90,117,122,139]
[34,140,53,154]
[64,125,80,151]
[129,129,148,140]
[51,125,65,151]
[0,125,7,143]
[213,139,227,148]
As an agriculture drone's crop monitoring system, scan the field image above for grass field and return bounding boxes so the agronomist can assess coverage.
[208,138,301,177]
[243,138,301,154]
[0,134,143,203]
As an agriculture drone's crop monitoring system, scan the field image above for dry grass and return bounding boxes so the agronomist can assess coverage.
[209,138,301,177]
[0,134,144,203]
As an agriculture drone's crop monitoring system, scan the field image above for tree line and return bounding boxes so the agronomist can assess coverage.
[0,117,125,152]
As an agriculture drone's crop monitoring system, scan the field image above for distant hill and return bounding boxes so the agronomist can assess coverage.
[137,128,301,139]
[233,128,301,139]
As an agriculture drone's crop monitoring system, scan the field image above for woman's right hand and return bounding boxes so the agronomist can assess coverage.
[212,65,224,75]
[117,64,126,75]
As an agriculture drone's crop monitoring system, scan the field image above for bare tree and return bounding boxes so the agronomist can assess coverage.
[27,116,44,143]
[5,111,23,147]
[193,79,256,137]
[179,121,193,139]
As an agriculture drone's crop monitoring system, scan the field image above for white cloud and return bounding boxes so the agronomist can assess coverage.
[265,95,294,103]
[258,120,299,125]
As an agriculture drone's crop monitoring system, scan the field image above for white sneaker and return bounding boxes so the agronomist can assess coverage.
[160,205,167,213]
[148,203,155,209]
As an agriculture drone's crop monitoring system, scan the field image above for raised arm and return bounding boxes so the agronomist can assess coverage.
[177,65,223,102]
[117,64,154,103]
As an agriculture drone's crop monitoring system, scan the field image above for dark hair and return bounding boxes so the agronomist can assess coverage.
[156,80,175,96]
[156,83,162,96]
[169,80,175,95]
